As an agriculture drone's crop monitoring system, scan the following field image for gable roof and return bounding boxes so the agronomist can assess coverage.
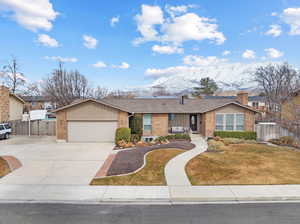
[102,98,259,114]
[10,93,25,104]
[53,98,258,114]
[52,98,130,113]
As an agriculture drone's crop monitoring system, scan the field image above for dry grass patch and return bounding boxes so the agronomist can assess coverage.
[0,158,11,178]
[186,143,300,185]
[90,148,184,186]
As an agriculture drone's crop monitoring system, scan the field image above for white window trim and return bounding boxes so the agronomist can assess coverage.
[216,113,245,131]
[143,114,152,132]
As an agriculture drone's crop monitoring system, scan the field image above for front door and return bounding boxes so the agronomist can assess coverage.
[190,114,198,132]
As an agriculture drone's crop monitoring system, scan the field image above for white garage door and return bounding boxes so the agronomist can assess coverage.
[68,121,117,142]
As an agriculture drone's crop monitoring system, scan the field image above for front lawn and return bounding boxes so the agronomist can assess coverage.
[0,157,11,178]
[91,148,184,185]
[186,143,300,185]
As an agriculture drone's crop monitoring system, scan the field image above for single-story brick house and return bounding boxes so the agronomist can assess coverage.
[54,92,258,143]
[0,85,25,122]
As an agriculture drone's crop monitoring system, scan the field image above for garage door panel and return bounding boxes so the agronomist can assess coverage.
[68,121,117,142]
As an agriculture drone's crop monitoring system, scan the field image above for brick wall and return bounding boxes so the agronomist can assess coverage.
[118,111,129,128]
[245,110,255,131]
[0,86,9,122]
[152,113,168,136]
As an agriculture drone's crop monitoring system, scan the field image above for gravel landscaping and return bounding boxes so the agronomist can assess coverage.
[107,141,195,176]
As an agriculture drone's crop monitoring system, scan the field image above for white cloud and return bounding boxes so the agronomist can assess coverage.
[183,55,227,66]
[93,61,107,68]
[83,35,98,49]
[165,4,195,17]
[134,4,225,46]
[242,49,256,59]
[281,7,300,35]
[152,45,183,54]
[271,12,278,16]
[264,48,284,58]
[113,62,130,69]
[110,16,119,27]
[222,50,231,56]
[162,13,226,45]
[0,0,58,32]
[265,25,282,37]
[44,56,78,63]
[134,5,164,45]
[37,34,59,47]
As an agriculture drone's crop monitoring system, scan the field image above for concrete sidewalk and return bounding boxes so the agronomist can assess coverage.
[165,135,207,186]
[0,184,300,203]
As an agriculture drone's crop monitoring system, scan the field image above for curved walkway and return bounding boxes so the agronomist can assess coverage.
[165,135,207,186]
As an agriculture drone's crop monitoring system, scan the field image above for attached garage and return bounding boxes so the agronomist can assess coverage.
[54,99,129,143]
[68,121,117,142]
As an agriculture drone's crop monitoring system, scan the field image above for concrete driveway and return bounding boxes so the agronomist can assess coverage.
[0,136,113,185]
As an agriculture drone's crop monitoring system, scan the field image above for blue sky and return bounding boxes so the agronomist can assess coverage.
[0,0,300,91]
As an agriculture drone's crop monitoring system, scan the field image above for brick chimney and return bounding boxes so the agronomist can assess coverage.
[236,91,248,105]
[0,86,10,122]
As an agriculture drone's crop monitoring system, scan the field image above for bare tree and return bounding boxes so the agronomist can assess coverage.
[42,62,91,107]
[91,86,109,99]
[22,82,42,96]
[253,63,300,114]
[105,89,135,99]
[1,56,26,93]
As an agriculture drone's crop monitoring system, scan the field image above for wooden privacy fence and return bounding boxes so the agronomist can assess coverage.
[255,122,299,142]
[9,120,56,136]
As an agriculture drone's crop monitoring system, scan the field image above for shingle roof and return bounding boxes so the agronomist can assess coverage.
[204,95,265,102]
[102,98,258,114]
[21,95,51,102]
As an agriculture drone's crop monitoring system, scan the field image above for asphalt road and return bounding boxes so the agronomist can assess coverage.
[0,203,300,224]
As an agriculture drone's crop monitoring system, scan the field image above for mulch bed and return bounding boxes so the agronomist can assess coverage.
[107,141,195,176]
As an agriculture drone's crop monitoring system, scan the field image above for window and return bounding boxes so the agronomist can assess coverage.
[252,102,259,108]
[225,114,234,130]
[216,114,224,130]
[215,113,245,131]
[168,113,175,121]
[143,114,152,131]
[236,114,245,130]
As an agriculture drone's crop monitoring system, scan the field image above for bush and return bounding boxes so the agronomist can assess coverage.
[155,136,169,144]
[214,131,257,140]
[131,134,141,143]
[269,136,298,147]
[207,139,225,151]
[115,128,131,145]
[165,133,191,141]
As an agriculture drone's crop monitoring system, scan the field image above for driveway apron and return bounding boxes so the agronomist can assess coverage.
[0,136,113,185]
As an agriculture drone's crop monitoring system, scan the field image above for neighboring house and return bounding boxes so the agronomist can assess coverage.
[22,96,56,112]
[0,86,25,122]
[54,92,258,143]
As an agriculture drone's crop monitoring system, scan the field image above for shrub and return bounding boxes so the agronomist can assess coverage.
[131,134,141,143]
[214,131,257,140]
[279,136,295,145]
[269,136,298,148]
[115,127,131,145]
[207,139,225,151]
[165,133,191,141]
